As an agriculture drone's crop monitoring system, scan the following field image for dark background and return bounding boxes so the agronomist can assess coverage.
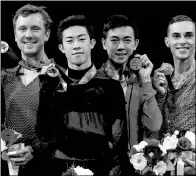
[1,1,196,70]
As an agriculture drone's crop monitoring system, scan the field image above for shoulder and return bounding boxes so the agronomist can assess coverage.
[1,66,20,84]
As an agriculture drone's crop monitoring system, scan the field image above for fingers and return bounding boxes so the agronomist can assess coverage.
[9,146,33,166]
[10,151,33,166]
[134,54,153,69]
[153,71,166,81]
[41,63,55,75]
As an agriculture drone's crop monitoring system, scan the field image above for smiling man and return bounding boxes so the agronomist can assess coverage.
[153,14,196,176]
[153,15,195,134]
[99,15,163,150]
[1,4,55,176]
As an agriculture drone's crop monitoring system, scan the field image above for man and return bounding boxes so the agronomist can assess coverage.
[36,15,130,176]
[1,4,55,176]
[99,15,163,150]
[153,15,195,135]
[153,15,195,174]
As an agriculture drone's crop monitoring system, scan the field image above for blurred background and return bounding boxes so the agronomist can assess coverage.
[1,0,196,70]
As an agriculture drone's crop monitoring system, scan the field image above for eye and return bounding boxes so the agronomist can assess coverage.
[19,27,26,31]
[172,34,180,38]
[124,39,132,43]
[79,38,86,42]
[66,40,73,44]
[32,27,40,31]
[110,39,118,44]
[185,33,194,38]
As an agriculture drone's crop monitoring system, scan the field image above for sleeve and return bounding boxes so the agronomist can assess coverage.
[140,81,163,132]
[1,70,7,126]
[109,81,132,176]
[34,74,60,154]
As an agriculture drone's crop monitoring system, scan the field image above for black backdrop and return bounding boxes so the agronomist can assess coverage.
[1,1,196,70]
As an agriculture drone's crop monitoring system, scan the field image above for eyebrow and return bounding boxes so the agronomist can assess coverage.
[172,31,194,35]
[110,36,132,39]
[65,34,87,39]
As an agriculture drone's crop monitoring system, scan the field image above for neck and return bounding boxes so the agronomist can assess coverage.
[68,57,92,71]
[21,49,45,66]
[68,64,93,80]
[108,58,127,73]
[173,55,195,75]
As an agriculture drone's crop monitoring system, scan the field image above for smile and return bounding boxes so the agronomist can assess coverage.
[116,53,126,56]
[73,52,83,55]
[176,47,189,50]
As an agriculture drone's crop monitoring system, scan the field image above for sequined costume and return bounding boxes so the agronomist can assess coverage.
[156,60,195,138]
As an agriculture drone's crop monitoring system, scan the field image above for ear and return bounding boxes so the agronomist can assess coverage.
[164,37,170,48]
[14,31,17,42]
[134,39,139,51]
[101,38,107,50]
[90,39,96,49]
[44,30,50,42]
[58,44,65,53]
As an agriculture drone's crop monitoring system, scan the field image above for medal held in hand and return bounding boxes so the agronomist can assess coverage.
[160,62,174,76]
[129,56,143,71]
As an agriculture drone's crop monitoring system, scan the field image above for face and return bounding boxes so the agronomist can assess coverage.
[102,26,139,65]
[59,26,95,69]
[14,13,50,57]
[165,21,195,61]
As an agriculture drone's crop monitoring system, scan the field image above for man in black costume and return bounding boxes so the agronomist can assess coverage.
[37,15,131,176]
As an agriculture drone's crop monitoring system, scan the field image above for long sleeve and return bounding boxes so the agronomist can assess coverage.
[109,81,132,176]
[140,81,163,132]
[35,74,60,148]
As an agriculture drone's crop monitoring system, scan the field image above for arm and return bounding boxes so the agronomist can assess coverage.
[109,81,131,176]
[140,81,163,132]
[136,54,163,133]
[8,74,59,166]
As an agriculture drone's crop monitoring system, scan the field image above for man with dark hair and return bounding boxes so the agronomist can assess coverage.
[153,15,195,174]
[37,15,130,176]
[99,15,163,150]
[1,4,55,176]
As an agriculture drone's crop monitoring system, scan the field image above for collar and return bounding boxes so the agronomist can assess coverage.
[171,59,195,89]
[18,55,51,71]
[103,60,136,83]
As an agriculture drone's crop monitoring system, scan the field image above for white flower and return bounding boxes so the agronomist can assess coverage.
[73,166,94,175]
[153,161,167,175]
[130,153,147,171]
[133,141,148,152]
[162,134,178,150]
[185,131,195,149]
[174,130,179,135]
[1,138,7,152]
[158,144,167,156]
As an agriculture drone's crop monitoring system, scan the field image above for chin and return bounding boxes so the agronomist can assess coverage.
[114,58,128,64]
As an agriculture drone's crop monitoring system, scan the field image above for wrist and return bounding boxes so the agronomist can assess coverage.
[141,77,151,83]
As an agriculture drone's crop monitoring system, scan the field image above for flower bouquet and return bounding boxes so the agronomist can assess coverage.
[129,139,174,175]
[161,129,195,175]
[1,126,24,175]
[62,164,94,176]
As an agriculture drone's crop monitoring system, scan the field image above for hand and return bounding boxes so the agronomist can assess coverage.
[40,63,55,75]
[135,54,153,83]
[8,145,33,166]
[180,152,195,168]
[153,68,168,95]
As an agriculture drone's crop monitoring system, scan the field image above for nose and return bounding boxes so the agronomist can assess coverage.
[73,40,81,50]
[25,29,33,39]
[179,36,186,45]
[117,40,125,50]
